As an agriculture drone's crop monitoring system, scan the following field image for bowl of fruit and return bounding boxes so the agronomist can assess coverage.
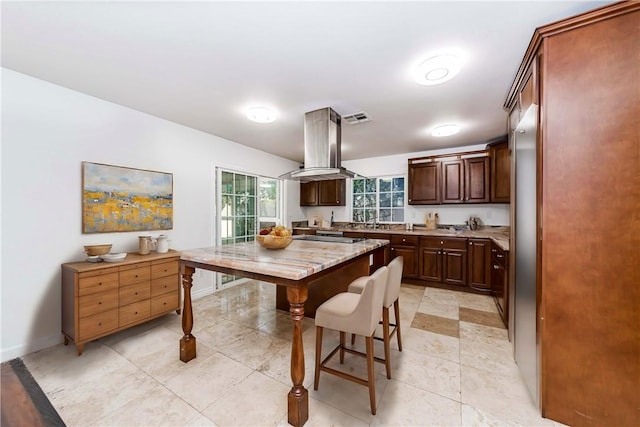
[257,226,293,249]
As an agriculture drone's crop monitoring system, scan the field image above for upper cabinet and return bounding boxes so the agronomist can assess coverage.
[408,160,440,204]
[409,151,494,205]
[300,179,346,206]
[488,139,510,203]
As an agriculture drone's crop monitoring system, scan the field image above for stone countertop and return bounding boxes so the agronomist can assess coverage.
[179,239,389,281]
[295,226,510,251]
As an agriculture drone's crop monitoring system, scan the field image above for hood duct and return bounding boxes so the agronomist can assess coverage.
[279,107,363,182]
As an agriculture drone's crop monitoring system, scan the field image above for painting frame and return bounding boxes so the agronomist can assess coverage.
[82,162,173,234]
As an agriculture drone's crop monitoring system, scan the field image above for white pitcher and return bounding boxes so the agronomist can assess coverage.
[156,235,169,253]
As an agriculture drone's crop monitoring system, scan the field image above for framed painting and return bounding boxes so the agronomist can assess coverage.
[82,162,173,233]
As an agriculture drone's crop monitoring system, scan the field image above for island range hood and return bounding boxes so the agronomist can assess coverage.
[279,107,362,182]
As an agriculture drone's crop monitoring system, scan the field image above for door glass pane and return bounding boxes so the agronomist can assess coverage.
[365,178,377,193]
[379,178,392,192]
[235,174,246,193]
[222,171,234,193]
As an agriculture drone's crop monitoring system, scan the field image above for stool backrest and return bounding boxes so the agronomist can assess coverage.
[384,256,404,308]
[356,265,389,335]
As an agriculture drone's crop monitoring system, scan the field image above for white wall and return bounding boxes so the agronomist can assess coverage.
[303,147,510,227]
[0,69,301,361]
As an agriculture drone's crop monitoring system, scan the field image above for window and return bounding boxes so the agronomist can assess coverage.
[352,176,405,223]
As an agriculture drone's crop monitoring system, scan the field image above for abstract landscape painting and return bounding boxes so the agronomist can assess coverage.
[82,162,173,233]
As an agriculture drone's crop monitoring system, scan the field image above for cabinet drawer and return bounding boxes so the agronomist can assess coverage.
[420,237,444,248]
[390,234,419,246]
[119,265,150,286]
[151,275,179,298]
[151,261,179,279]
[151,292,180,316]
[78,309,118,341]
[119,282,150,306]
[78,290,118,318]
[119,300,150,327]
[78,272,119,296]
[442,238,467,250]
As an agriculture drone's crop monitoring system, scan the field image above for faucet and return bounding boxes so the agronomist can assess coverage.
[366,212,378,229]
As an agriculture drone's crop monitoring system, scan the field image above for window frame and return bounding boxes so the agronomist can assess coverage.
[351,175,406,224]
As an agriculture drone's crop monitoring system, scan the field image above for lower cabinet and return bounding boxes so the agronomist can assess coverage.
[419,237,467,286]
[62,251,181,355]
[491,243,509,326]
[390,234,419,279]
[467,238,492,290]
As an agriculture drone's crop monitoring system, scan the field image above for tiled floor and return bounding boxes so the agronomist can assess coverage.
[22,281,563,426]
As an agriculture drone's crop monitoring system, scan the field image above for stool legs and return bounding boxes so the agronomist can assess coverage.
[382,307,391,379]
[394,299,403,351]
[314,326,323,390]
[365,335,376,415]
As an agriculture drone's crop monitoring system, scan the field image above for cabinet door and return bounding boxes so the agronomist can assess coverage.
[318,179,346,206]
[408,162,440,204]
[441,160,464,204]
[300,181,318,206]
[465,157,490,203]
[391,246,418,279]
[468,239,491,289]
[490,141,510,203]
[442,250,467,285]
[419,247,441,282]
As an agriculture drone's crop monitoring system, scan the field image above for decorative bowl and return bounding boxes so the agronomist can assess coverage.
[257,234,293,249]
[84,244,112,256]
[100,252,127,262]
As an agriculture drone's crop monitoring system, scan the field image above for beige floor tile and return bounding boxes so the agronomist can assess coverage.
[183,413,219,426]
[389,348,461,401]
[135,339,218,384]
[400,326,460,363]
[371,379,462,426]
[201,371,289,426]
[459,306,505,329]
[423,287,460,305]
[164,352,252,411]
[92,385,201,426]
[461,365,555,426]
[459,321,508,345]
[417,298,459,320]
[215,330,290,370]
[460,338,518,377]
[105,323,184,360]
[457,292,497,312]
[276,397,369,427]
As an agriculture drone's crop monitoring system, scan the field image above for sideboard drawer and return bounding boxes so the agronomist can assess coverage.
[78,309,118,341]
[78,290,118,318]
[151,260,179,278]
[119,300,150,327]
[119,266,151,286]
[119,282,151,306]
[151,274,179,298]
[78,272,119,296]
[151,292,180,316]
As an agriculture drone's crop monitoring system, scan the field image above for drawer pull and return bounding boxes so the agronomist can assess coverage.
[135,292,138,295]
[98,322,102,326]
[440,241,444,245]
[98,302,102,305]
[135,311,138,315]
[497,254,504,258]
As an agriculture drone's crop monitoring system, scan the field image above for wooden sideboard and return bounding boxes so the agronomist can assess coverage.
[61,250,181,355]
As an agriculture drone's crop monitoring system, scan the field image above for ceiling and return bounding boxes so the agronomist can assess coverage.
[1,1,611,163]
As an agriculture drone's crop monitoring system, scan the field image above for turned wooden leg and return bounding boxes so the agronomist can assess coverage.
[382,306,391,379]
[180,264,197,363]
[287,286,309,427]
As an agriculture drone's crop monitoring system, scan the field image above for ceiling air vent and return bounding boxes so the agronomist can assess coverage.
[342,111,371,125]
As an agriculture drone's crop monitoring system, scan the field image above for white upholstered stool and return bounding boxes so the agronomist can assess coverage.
[348,256,404,379]
[313,266,389,415]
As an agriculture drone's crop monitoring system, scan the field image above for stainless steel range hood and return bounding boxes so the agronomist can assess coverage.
[279,108,362,182]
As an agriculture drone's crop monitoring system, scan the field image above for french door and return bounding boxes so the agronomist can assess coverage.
[217,168,282,287]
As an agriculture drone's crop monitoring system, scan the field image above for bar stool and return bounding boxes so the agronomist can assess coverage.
[314,266,389,415]
[349,256,404,379]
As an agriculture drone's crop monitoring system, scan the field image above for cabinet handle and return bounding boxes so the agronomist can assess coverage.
[440,241,444,245]
[391,248,395,251]
[402,238,406,242]
[497,254,504,258]
[135,292,138,295]
[98,322,102,326]
[134,311,138,315]
[469,241,473,246]
[492,249,497,253]
[98,301,102,305]
[493,264,499,269]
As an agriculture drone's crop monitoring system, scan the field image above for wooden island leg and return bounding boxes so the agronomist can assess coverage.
[287,286,309,427]
[180,264,197,362]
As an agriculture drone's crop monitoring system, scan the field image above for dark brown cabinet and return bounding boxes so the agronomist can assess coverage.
[488,139,510,203]
[389,234,419,279]
[419,237,467,286]
[467,239,491,290]
[300,179,345,206]
[441,157,490,204]
[408,161,440,205]
[490,243,508,326]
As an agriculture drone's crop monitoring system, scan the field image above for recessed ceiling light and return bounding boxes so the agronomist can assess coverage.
[415,54,461,85]
[431,124,460,137]
[246,106,276,123]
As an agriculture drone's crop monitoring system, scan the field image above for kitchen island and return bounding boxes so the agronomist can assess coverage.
[178,238,389,427]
